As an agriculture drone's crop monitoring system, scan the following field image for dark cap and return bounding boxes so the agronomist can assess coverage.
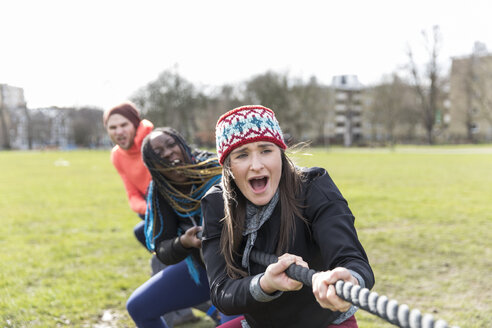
[103,101,141,129]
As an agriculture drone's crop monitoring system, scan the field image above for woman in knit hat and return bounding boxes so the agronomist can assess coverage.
[200,105,375,328]
[126,127,239,328]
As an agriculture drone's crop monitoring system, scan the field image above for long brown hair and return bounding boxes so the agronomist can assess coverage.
[220,148,305,278]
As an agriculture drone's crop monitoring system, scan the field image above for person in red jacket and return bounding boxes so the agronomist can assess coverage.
[103,102,198,327]
[103,101,153,247]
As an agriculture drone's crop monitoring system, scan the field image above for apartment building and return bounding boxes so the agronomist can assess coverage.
[0,84,26,149]
[331,75,364,146]
[449,53,492,142]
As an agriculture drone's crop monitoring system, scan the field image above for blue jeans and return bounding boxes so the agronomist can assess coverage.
[127,260,236,328]
[134,217,198,327]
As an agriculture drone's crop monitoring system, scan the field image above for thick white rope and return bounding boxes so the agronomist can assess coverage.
[249,250,460,328]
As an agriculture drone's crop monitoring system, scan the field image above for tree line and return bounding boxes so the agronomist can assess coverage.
[2,26,491,150]
[129,27,491,146]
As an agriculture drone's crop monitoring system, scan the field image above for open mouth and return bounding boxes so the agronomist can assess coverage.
[169,159,183,167]
[249,176,268,192]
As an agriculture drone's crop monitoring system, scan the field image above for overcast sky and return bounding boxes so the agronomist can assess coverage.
[1,0,491,109]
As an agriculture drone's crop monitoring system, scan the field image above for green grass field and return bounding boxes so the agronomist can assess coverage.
[1,146,491,327]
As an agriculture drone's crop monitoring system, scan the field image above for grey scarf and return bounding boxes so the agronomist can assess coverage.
[241,190,280,274]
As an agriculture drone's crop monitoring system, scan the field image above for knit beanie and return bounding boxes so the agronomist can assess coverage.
[215,105,287,165]
[103,101,141,129]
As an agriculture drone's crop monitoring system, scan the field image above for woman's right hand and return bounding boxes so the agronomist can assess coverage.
[259,253,308,294]
[179,226,202,249]
[311,268,358,312]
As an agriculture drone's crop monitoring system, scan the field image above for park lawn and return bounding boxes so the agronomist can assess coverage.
[0,147,490,327]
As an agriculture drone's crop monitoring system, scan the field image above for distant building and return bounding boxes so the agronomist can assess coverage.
[1,83,109,149]
[28,107,74,149]
[449,53,492,142]
[331,75,364,146]
[17,106,110,149]
[0,84,75,149]
[5,104,76,150]
[0,84,27,149]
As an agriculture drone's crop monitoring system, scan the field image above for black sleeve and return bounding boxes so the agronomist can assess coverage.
[153,194,193,265]
[305,171,375,289]
[201,188,258,315]
[155,237,192,265]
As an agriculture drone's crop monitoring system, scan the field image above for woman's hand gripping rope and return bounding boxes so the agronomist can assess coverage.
[312,268,359,312]
[180,226,203,249]
[259,252,355,312]
[248,249,460,328]
[259,253,307,294]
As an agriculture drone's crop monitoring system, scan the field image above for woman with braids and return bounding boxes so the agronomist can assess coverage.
[126,127,237,328]
[200,106,375,328]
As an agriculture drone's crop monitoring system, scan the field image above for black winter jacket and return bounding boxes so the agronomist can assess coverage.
[153,193,203,268]
[201,167,375,328]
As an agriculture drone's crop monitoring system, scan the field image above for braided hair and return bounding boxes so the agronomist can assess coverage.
[142,128,221,284]
[142,127,222,251]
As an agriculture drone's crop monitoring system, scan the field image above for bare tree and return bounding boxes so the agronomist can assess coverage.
[22,103,32,149]
[70,107,105,147]
[461,52,480,142]
[194,85,243,147]
[407,25,445,144]
[367,77,399,145]
[244,71,291,131]
[289,76,331,144]
[367,74,420,145]
[132,69,199,141]
[30,109,52,147]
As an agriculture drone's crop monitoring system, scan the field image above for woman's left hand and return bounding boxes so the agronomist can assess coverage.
[311,268,358,312]
[179,226,203,249]
[260,253,309,294]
